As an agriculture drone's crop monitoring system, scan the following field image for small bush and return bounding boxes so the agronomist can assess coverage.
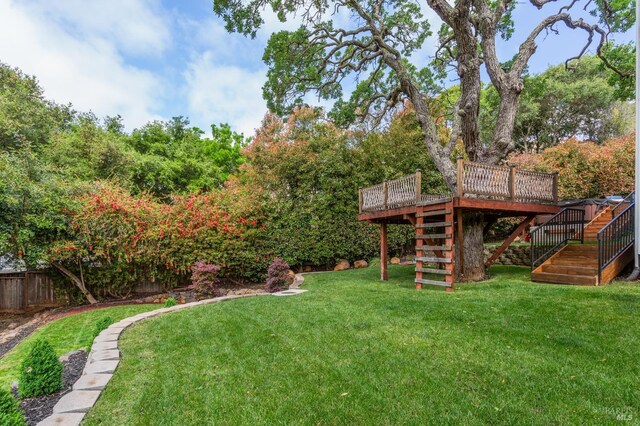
[265,258,291,293]
[0,388,26,426]
[191,261,222,297]
[19,339,63,398]
[164,297,177,307]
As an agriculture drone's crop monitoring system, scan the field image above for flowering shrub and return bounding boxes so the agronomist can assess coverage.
[191,261,222,297]
[265,258,291,292]
[509,133,634,199]
[48,181,265,300]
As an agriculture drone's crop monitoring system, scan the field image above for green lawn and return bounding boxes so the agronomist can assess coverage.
[0,304,156,389]
[84,266,640,425]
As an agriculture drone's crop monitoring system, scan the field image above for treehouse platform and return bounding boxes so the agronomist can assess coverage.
[357,159,561,291]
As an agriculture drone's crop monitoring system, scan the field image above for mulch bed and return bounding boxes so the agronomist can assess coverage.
[13,350,88,425]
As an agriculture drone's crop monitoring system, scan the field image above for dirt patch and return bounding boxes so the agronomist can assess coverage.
[13,349,88,425]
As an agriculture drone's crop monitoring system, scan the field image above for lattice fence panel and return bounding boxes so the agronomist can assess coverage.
[463,162,511,198]
[361,183,385,211]
[387,174,417,207]
[515,170,555,202]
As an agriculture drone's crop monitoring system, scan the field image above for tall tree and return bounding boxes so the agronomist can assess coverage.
[213,0,634,280]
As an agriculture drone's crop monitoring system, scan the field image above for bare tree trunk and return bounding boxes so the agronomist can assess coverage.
[455,213,486,281]
[50,261,98,304]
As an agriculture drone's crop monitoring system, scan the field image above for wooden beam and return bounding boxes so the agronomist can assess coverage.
[454,197,560,214]
[380,223,388,281]
[403,214,416,225]
[484,215,535,267]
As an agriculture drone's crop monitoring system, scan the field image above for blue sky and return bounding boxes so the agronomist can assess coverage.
[0,0,633,136]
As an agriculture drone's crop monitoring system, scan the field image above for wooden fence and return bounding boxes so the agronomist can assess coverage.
[358,160,558,212]
[0,272,56,313]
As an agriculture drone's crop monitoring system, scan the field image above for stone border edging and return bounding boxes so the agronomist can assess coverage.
[37,293,269,426]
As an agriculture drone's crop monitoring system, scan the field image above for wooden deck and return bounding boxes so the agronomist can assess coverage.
[357,159,561,291]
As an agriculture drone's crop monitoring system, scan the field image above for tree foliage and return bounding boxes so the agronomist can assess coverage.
[509,133,635,199]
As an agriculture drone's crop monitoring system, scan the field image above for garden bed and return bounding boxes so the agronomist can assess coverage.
[14,350,88,425]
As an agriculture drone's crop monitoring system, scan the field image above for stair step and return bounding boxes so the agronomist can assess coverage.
[415,278,451,287]
[416,209,451,217]
[416,221,451,229]
[415,246,451,251]
[549,258,598,266]
[416,256,452,264]
[416,234,451,239]
[415,267,451,275]
[541,264,598,276]
[532,271,597,286]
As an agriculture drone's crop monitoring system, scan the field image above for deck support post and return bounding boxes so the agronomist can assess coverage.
[380,223,388,281]
[457,209,464,279]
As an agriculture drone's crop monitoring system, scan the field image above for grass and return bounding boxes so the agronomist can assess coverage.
[0,304,156,389]
[83,266,640,425]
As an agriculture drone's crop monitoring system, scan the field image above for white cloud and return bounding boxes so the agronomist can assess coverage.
[0,0,167,130]
[184,51,267,135]
[23,0,171,57]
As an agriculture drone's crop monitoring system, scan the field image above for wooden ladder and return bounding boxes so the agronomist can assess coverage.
[414,199,455,291]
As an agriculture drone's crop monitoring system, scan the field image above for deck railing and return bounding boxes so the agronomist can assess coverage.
[358,160,558,213]
[457,159,558,203]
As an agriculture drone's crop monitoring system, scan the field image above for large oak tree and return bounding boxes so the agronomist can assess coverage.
[212,0,634,280]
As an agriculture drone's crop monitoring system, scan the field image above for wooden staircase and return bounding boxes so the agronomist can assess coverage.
[532,205,634,286]
[415,199,455,291]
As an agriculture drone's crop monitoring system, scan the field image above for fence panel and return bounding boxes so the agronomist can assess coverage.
[0,272,55,312]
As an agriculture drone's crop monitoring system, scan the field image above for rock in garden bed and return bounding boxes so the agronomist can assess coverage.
[14,349,88,425]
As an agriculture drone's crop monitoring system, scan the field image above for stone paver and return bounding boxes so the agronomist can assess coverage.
[38,413,86,426]
[73,374,113,391]
[53,390,102,413]
[272,289,308,297]
[90,341,118,351]
[88,349,120,362]
[83,360,119,374]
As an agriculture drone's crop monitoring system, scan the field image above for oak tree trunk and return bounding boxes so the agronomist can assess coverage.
[50,261,98,304]
[455,213,486,282]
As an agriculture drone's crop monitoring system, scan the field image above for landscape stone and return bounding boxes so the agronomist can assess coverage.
[73,374,113,391]
[353,260,368,269]
[38,413,86,426]
[91,341,118,351]
[88,349,120,362]
[390,257,401,265]
[53,391,102,413]
[334,260,350,271]
[83,360,119,375]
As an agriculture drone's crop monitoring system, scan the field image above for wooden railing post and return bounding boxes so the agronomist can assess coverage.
[456,157,464,198]
[358,189,363,213]
[383,181,388,209]
[509,165,516,201]
[552,171,559,203]
[415,169,422,202]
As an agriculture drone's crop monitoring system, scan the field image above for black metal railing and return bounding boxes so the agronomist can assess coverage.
[531,208,585,269]
[598,202,634,283]
[611,191,635,219]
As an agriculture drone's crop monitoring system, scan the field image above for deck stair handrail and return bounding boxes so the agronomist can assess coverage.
[611,191,635,219]
[530,208,585,269]
[598,201,634,283]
